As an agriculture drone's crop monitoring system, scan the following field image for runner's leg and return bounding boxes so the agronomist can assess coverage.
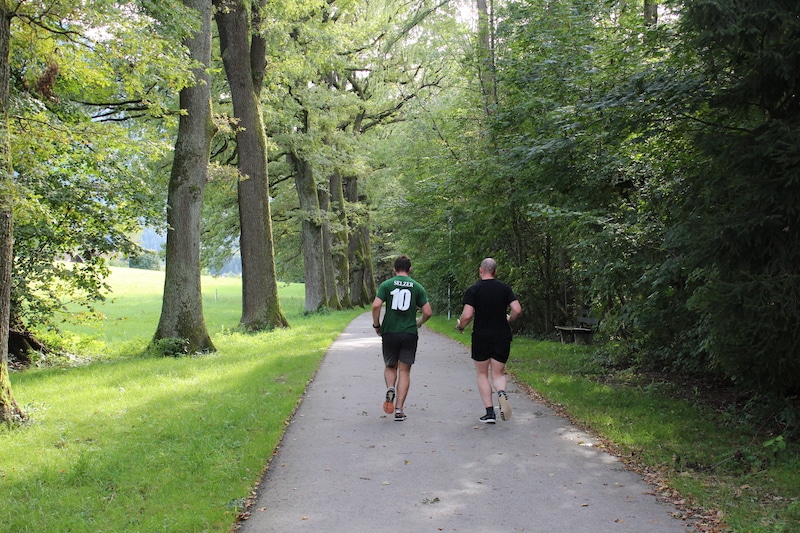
[395,362,411,410]
[474,359,493,408]
[490,358,507,394]
[384,365,398,389]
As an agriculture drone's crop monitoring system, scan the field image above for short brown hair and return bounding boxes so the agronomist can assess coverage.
[394,254,412,273]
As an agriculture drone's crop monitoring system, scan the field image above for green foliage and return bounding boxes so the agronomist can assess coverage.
[385,0,669,337]
[149,336,190,357]
[202,0,460,293]
[662,0,800,398]
[7,0,194,334]
[379,0,800,413]
[127,249,161,271]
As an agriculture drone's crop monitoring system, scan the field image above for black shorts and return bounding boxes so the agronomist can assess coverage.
[382,333,418,366]
[471,337,511,364]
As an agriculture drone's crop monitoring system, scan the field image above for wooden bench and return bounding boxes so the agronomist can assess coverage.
[555,310,599,345]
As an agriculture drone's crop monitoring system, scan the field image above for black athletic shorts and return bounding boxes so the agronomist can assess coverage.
[471,337,512,364]
[382,332,418,366]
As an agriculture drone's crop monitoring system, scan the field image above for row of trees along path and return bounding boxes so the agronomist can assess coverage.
[0,1,457,421]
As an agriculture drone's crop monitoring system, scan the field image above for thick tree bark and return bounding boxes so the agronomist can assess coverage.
[215,0,288,329]
[344,176,375,306]
[329,171,351,307]
[154,0,215,353]
[289,152,328,312]
[0,211,21,423]
[317,182,341,310]
[0,4,25,423]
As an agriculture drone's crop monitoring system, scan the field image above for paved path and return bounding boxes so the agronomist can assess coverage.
[238,312,694,533]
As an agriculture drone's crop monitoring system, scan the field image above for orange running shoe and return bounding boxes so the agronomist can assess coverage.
[383,387,395,414]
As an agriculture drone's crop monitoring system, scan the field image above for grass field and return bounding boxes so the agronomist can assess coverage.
[2,267,362,533]
[1,267,798,532]
[45,267,306,357]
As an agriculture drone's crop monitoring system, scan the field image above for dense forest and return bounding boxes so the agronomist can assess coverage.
[0,0,798,432]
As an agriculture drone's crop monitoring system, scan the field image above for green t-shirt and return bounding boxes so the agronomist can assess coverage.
[376,275,429,334]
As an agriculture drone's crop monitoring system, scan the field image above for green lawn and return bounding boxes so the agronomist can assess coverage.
[2,267,362,533]
[49,267,306,355]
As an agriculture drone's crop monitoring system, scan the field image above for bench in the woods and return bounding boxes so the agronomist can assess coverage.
[555,310,599,345]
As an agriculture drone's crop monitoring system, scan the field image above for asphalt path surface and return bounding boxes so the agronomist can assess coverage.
[237,312,694,533]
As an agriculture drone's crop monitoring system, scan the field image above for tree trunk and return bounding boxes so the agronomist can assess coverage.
[9,309,48,367]
[318,181,341,310]
[344,176,375,306]
[215,0,288,330]
[644,1,658,27]
[289,152,328,312]
[154,0,216,353]
[0,4,24,423]
[329,171,351,308]
[476,0,497,114]
[0,211,20,423]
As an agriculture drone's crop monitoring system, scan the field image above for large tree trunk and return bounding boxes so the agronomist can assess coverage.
[289,152,328,312]
[154,0,215,353]
[0,4,24,423]
[0,211,20,423]
[344,176,375,306]
[215,0,288,330]
[329,171,351,308]
[318,181,341,310]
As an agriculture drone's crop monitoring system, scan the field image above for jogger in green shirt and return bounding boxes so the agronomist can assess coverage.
[371,255,432,421]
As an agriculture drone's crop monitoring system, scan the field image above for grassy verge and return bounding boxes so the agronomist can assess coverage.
[425,316,800,533]
[1,267,363,533]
